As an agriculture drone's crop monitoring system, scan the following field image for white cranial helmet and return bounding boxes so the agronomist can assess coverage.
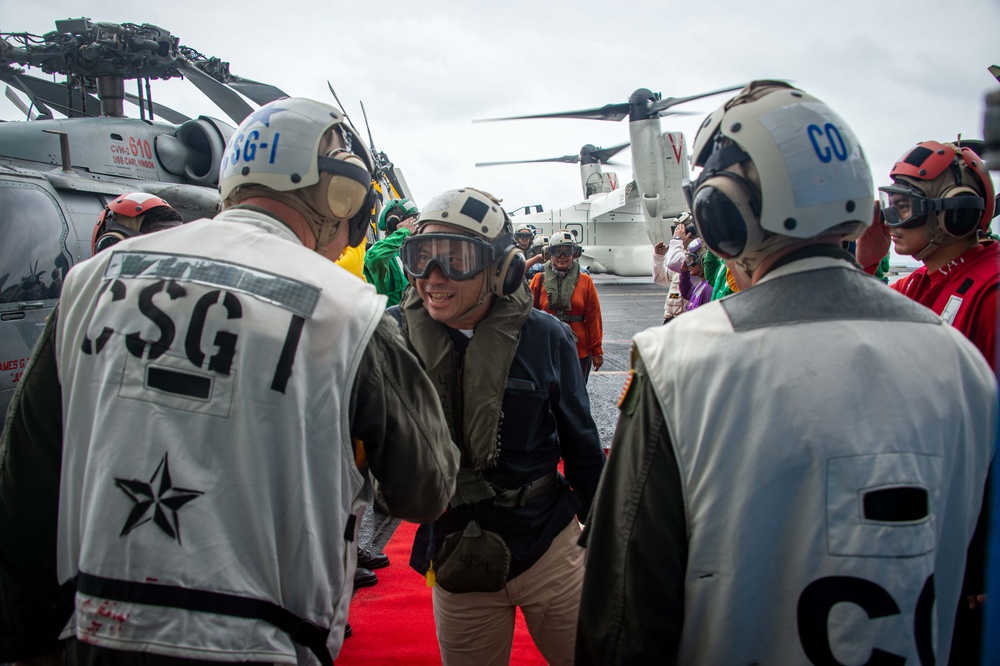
[685,81,873,261]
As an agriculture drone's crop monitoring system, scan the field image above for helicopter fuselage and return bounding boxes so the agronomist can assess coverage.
[0,114,227,422]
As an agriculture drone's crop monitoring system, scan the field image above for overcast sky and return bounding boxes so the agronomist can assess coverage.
[5,0,1000,266]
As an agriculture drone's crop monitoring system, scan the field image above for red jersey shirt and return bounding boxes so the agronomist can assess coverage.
[891,240,999,373]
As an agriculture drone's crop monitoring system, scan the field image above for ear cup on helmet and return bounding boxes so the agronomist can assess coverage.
[940,187,983,237]
[691,172,761,259]
[347,186,378,248]
[94,230,129,254]
[308,151,371,220]
[307,150,377,248]
[490,245,527,297]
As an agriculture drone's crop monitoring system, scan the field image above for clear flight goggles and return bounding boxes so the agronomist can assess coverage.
[400,233,499,280]
[549,245,576,258]
[878,185,983,229]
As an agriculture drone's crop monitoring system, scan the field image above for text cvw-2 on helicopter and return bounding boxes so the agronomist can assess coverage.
[476,85,744,277]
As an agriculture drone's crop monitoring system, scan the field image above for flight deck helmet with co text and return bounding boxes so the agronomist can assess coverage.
[683,81,873,281]
[400,188,526,299]
[219,97,377,254]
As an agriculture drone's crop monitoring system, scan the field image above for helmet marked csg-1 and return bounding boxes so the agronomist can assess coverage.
[684,81,873,261]
[219,98,377,249]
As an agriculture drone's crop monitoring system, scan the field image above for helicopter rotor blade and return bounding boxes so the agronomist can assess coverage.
[476,84,746,124]
[589,141,631,163]
[475,102,631,123]
[122,92,190,124]
[5,85,36,119]
[180,61,254,124]
[656,109,701,118]
[648,83,747,115]
[3,73,88,118]
[476,155,582,167]
[225,76,288,106]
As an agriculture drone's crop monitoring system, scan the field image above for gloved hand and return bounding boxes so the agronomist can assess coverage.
[855,200,891,274]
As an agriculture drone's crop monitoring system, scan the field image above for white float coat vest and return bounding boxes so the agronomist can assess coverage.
[54,208,386,663]
[634,257,996,664]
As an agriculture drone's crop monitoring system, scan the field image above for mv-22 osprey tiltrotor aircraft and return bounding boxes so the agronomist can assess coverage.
[476,85,744,276]
[0,17,411,425]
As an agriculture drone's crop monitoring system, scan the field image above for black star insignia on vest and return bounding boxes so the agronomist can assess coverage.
[115,453,204,545]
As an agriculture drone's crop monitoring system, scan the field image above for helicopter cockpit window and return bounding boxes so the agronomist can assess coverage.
[0,184,68,303]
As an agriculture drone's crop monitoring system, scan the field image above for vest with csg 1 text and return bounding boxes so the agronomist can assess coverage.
[54,208,386,662]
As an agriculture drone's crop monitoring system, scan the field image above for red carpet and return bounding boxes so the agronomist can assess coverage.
[337,520,546,665]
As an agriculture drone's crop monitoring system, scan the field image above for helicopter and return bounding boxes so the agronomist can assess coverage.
[476,85,744,276]
[0,17,412,427]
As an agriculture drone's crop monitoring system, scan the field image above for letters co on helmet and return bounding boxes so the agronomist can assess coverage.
[682,81,873,260]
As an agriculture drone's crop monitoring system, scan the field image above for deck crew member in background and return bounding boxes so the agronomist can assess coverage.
[0,97,459,666]
[394,188,605,665]
[677,237,712,311]
[91,192,184,254]
[525,234,549,279]
[856,139,998,663]
[364,197,420,307]
[653,215,694,323]
[529,229,604,382]
[576,81,996,664]
[514,223,535,255]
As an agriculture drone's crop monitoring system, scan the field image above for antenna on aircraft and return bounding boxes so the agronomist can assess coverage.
[326,81,355,126]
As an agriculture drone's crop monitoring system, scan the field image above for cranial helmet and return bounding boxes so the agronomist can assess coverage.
[879,141,995,250]
[92,192,182,254]
[531,234,549,251]
[684,81,873,279]
[219,97,376,254]
[403,188,526,300]
[548,229,582,258]
[378,197,420,232]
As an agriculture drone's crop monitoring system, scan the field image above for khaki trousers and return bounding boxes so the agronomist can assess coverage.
[432,520,585,666]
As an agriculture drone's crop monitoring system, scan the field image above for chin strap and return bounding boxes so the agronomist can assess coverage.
[913,214,958,262]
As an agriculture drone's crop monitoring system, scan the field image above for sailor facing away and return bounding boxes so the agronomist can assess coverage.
[0,97,459,665]
[576,81,997,665]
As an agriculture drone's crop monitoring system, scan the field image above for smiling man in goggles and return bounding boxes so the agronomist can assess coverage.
[400,233,500,281]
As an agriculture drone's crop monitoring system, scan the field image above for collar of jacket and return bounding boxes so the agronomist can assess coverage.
[400,282,532,481]
[543,261,580,313]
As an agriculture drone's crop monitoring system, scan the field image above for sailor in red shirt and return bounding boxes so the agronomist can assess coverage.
[858,140,998,373]
[857,139,998,665]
